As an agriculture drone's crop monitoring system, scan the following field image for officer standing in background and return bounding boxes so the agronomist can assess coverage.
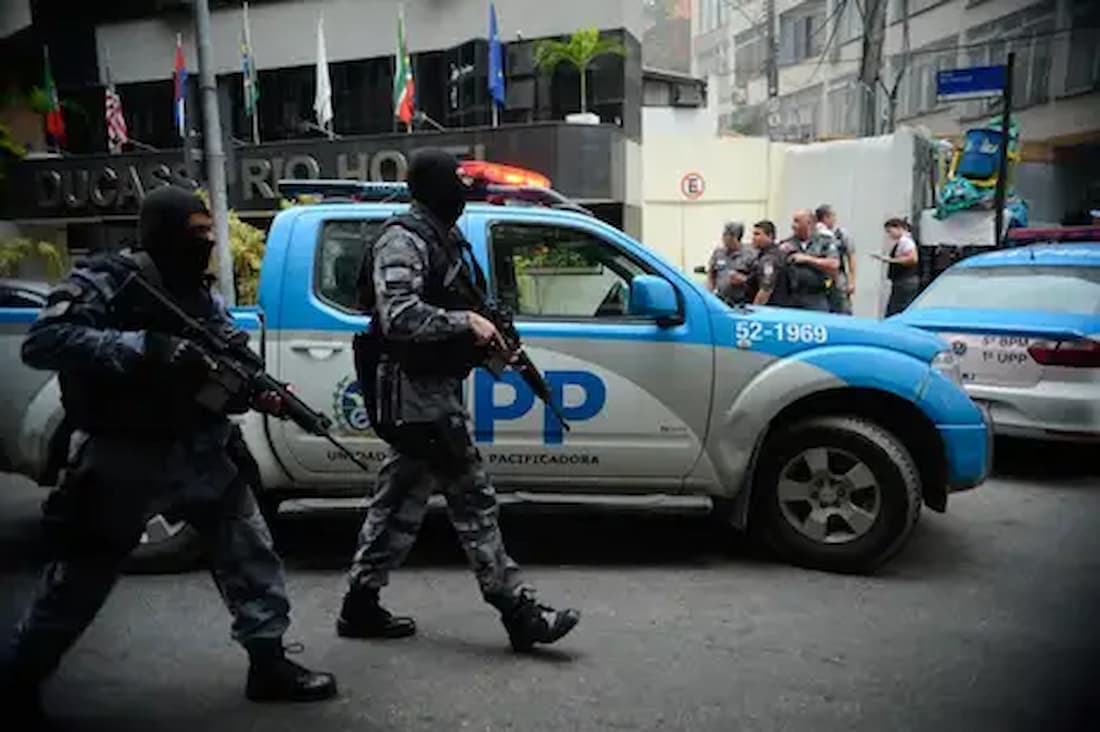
[706,221,757,305]
[337,148,580,652]
[1,186,338,723]
[782,209,841,312]
[748,220,792,307]
[815,204,856,315]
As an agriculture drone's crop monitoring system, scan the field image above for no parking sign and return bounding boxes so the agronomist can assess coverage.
[680,171,705,200]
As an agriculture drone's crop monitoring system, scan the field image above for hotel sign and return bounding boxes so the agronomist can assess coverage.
[6,124,623,220]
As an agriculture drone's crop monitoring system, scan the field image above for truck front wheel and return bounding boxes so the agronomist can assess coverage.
[751,416,922,574]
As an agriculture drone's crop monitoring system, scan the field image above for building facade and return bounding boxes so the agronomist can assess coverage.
[693,0,1100,222]
[694,0,1099,143]
[1,0,664,252]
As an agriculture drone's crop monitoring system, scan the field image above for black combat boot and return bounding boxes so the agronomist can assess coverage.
[336,587,417,639]
[497,588,580,653]
[244,640,337,703]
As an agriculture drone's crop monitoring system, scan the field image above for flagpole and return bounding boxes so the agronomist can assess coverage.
[243,0,259,144]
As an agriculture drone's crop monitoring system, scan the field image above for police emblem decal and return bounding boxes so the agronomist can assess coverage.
[952,340,968,356]
[332,375,372,434]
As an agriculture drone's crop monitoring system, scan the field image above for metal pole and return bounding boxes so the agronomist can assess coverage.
[993,52,1015,247]
[765,0,778,139]
[193,0,236,306]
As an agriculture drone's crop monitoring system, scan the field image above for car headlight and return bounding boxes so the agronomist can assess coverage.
[932,350,963,386]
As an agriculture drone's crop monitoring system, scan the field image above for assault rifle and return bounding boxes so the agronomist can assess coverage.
[442,249,571,433]
[117,254,373,473]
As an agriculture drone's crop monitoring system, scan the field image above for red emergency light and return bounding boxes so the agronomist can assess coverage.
[1005,226,1100,244]
[459,160,551,189]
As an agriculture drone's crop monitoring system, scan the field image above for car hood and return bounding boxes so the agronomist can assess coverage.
[721,304,949,362]
[890,307,1100,342]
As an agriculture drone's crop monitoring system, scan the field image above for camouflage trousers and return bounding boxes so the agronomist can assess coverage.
[347,443,529,607]
[2,426,290,683]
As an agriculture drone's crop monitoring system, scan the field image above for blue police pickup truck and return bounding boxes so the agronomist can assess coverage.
[0,172,991,575]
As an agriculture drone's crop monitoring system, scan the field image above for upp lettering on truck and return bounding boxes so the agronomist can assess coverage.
[474,369,607,445]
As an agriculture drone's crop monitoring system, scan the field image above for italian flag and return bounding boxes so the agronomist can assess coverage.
[42,46,66,147]
[393,7,414,125]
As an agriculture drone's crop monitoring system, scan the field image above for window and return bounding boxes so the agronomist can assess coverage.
[890,0,950,22]
[489,223,650,319]
[826,75,859,135]
[1066,0,1100,94]
[963,2,1056,114]
[896,38,957,119]
[314,219,384,311]
[776,83,822,141]
[912,266,1100,315]
[779,0,826,66]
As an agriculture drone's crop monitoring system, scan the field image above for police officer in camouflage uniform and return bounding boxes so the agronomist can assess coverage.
[337,149,580,652]
[0,186,337,723]
[781,209,841,312]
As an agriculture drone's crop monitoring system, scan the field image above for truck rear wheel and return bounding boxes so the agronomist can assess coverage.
[751,415,922,574]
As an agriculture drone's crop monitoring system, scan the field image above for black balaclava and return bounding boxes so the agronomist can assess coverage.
[406,148,468,227]
[137,185,213,292]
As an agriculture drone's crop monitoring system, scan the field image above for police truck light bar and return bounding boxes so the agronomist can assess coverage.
[276,161,591,216]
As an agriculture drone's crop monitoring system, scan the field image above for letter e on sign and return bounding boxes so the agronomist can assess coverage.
[680,172,705,200]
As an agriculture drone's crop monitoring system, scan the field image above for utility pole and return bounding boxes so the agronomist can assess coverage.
[857,0,888,136]
[765,0,778,138]
[993,52,1015,246]
[193,0,235,306]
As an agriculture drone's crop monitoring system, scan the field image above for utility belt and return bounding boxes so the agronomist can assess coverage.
[351,322,479,475]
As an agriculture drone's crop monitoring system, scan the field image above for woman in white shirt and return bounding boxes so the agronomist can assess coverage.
[875,218,920,316]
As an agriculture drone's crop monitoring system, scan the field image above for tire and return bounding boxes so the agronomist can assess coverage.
[122,514,204,575]
[750,415,922,574]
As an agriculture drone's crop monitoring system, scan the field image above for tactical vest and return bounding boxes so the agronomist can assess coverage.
[58,253,227,436]
[784,238,829,296]
[357,210,484,309]
[355,210,484,378]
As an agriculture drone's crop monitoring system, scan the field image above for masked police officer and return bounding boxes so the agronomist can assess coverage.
[338,148,580,652]
[782,209,841,312]
[1,186,337,723]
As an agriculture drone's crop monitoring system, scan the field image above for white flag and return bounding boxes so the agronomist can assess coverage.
[313,13,332,133]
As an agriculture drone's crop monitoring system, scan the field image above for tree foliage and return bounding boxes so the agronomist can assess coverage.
[533,28,627,114]
[0,237,67,279]
[194,189,267,305]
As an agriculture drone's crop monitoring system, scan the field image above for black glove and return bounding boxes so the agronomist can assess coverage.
[146,332,218,386]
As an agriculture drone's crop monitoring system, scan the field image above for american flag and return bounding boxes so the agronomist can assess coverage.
[105,82,128,153]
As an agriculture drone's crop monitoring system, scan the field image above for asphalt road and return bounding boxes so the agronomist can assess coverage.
[2,438,1098,732]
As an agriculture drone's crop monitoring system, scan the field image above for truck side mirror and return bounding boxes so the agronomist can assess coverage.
[629,275,680,325]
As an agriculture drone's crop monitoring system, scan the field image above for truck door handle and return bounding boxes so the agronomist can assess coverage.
[289,341,345,360]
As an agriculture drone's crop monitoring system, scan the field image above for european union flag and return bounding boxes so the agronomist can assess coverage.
[487,3,505,108]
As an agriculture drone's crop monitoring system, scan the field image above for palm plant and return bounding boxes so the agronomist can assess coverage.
[533,28,627,115]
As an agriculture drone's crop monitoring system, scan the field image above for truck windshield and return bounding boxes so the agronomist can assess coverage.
[911,265,1100,315]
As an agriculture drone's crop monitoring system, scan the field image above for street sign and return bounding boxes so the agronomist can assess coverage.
[680,172,705,200]
[936,65,1007,100]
